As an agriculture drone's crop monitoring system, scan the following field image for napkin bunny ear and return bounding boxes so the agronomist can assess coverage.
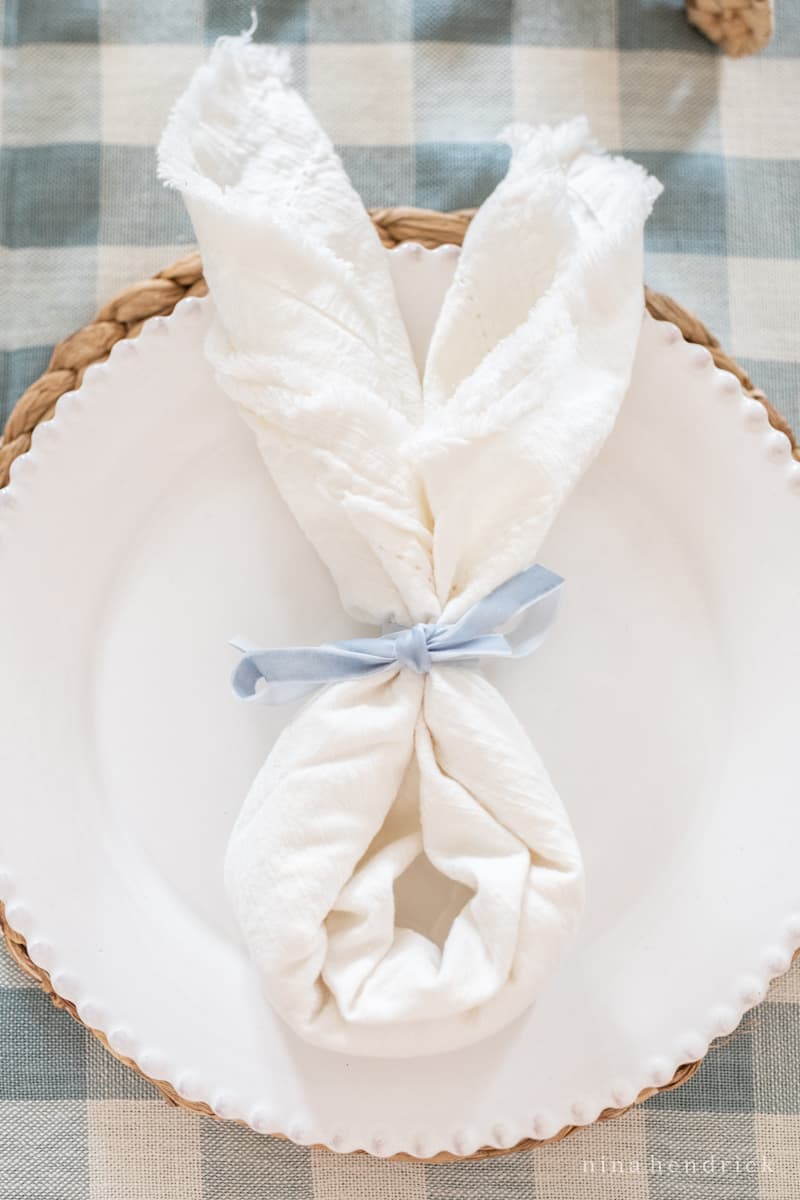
[160,32,437,628]
[417,118,662,621]
[159,35,659,1056]
[158,33,419,417]
[422,116,661,412]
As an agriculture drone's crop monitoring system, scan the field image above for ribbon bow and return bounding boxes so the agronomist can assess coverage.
[232,563,564,705]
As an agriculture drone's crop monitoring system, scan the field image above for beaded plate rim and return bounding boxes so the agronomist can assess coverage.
[0,206,797,1162]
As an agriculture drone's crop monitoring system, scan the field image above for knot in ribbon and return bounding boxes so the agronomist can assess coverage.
[393,624,433,674]
[231,563,564,705]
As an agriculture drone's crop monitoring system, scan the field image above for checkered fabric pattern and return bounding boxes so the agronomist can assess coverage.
[2,0,800,1195]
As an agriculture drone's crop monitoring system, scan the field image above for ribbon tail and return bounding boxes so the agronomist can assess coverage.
[231,653,325,704]
[437,564,565,651]
[503,581,563,657]
[430,633,514,664]
[230,638,396,704]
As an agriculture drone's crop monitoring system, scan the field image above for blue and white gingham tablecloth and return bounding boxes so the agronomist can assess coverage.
[1,1,800,1196]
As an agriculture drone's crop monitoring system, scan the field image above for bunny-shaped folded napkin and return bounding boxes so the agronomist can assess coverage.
[159,34,660,1056]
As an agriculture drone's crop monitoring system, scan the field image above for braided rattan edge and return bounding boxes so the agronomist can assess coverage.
[0,205,796,1162]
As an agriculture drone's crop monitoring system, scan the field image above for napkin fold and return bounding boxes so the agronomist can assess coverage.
[159,33,660,1056]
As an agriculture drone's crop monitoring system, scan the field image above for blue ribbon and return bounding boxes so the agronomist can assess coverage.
[231,563,564,705]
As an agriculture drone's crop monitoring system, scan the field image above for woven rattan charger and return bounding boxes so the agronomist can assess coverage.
[1,207,797,1162]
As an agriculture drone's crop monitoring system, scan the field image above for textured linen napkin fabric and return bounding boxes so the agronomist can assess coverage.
[158,33,660,1057]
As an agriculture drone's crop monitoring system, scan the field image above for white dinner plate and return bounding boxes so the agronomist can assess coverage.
[1,245,800,1159]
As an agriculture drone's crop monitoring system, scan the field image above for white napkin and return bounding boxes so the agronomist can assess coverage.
[159,34,660,1057]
